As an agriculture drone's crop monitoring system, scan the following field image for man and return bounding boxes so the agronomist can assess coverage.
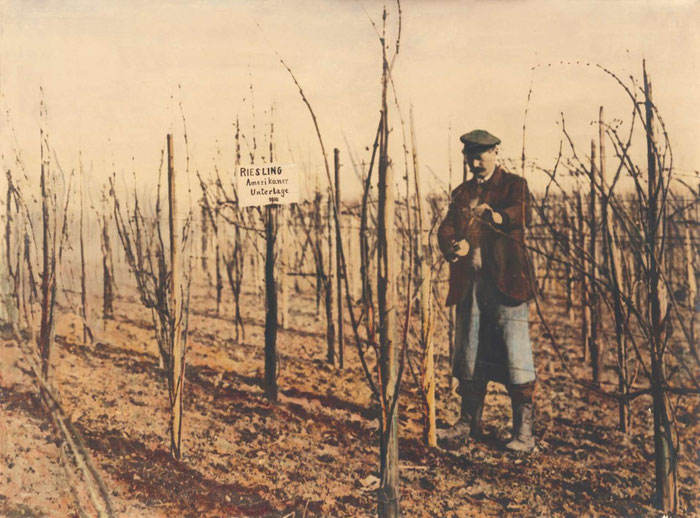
[437,129,537,452]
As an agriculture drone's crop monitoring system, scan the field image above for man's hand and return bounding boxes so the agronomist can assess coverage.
[473,203,503,225]
[448,239,470,262]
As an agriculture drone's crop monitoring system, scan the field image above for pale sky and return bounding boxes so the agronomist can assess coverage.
[1,0,699,201]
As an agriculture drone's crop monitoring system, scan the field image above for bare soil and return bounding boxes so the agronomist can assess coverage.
[1,280,698,517]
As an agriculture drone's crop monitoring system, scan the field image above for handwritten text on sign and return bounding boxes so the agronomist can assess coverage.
[237,163,299,207]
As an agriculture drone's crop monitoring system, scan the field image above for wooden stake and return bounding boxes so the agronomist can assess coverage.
[575,188,589,361]
[167,134,184,459]
[377,23,399,518]
[588,139,601,386]
[5,170,15,309]
[215,209,222,316]
[566,212,575,323]
[335,148,344,369]
[685,224,697,310]
[79,179,93,344]
[39,128,55,380]
[264,117,279,401]
[100,194,115,322]
[324,192,336,365]
[278,208,289,329]
[200,200,209,276]
[599,107,629,433]
[643,64,678,514]
[411,107,436,447]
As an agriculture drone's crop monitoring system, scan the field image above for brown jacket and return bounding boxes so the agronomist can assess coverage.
[438,166,535,306]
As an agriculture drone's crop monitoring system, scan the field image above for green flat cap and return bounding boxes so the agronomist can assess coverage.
[459,129,501,149]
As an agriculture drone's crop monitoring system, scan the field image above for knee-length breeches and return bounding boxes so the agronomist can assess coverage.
[452,274,536,385]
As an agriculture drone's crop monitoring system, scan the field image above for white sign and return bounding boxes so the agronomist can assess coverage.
[237,163,299,208]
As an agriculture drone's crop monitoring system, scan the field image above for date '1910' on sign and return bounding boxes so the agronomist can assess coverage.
[236,163,299,208]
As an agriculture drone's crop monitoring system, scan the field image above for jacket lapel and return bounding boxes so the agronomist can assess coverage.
[458,166,505,206]
[483,166,505,206]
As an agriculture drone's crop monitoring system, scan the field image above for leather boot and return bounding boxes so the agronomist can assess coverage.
[439,379,487,448]
[465,379,486,439]
[506,381,536,452]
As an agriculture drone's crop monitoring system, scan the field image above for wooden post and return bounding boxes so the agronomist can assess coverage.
[685,224,697,310]
[411,108,436,447]
[264,204,278,400]
[3,170,20,325]
[264,120,279,401]
[325,193,336,365]
[100,196,115,322]
[314,191,323,316]
[348,218,361,301]
[200,200,209,276]
[574,187,589,361]
[588,139,601,386]
[563,205,571,313]
[231,119,246,341]
[7,176,22,324]
[167,134,185,459]
[531,237,541,295]
[685,222,697,362]
[334,148,344,369]
[24,232,37,304]
[377,25,399,518]
[38,128,56,380]
[278,207,289,329]
[5,170,15,313]
[643,65,677,514]
[566,212,575,323]
[257,235,265,304]
[11,233,22,327]
[215,209,222,316]
[235,225,245,342]
[599,107,629,433]
[447,126,455,393]
[79,181,92,344]
[20,232,37,345]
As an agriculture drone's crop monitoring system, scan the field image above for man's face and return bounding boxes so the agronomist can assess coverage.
[465,147,498,179]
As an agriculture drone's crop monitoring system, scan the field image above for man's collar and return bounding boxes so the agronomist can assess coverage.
[476,166,497,184]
